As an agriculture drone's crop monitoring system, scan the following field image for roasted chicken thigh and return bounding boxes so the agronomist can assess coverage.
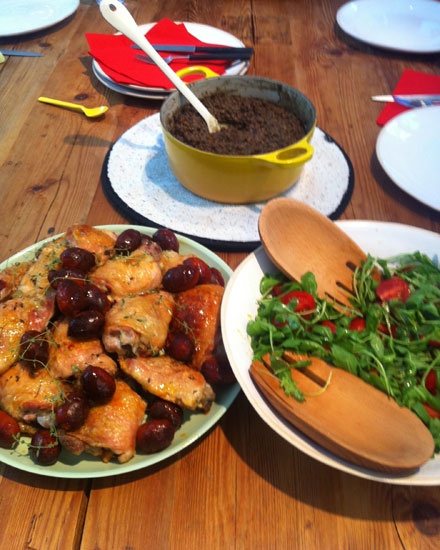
[169,284,224,371]
[0,294,55,374]
[48,319,118,379]
[58,379,146,463]
[0,362,69,431]
[103,291,174,357]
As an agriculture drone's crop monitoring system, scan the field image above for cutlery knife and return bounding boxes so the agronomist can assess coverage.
[136,52,248,63]
[131,44,254,57]
[0,49,43,57]
[372,94,440,107]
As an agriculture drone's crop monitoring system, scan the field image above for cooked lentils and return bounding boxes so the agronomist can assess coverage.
[167,93,306,155]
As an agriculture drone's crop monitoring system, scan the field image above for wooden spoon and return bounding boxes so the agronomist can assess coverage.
[258,197,370,306]
[99,0,224,133]
[251,353,434,473]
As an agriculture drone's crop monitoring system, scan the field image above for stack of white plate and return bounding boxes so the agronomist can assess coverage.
[92,22,251,100]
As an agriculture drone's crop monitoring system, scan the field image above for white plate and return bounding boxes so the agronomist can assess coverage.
[0,0,79,38]
[92,63,169,100]
[336,0,440,53]
[376,106,440,212]
[92,22,250,98]
[0,225,240,478]
[221,221,440,485]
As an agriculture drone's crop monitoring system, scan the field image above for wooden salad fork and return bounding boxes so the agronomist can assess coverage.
[250,352,434,473]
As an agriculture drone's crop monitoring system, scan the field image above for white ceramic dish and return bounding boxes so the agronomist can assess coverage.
[221,221,440,485]
[0,0,79,37]
[92,22,250,99]
[0,225,239,478]
[336,0,440,53]
[376,106,440,212]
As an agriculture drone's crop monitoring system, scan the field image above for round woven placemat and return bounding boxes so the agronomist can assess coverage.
[102,113,354,251]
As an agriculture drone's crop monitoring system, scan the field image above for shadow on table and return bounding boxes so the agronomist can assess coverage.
[371,151,440,223]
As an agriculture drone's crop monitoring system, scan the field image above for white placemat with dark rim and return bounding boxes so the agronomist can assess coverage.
[102,113,354,251]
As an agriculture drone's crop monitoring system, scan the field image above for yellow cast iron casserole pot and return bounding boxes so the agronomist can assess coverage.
[160,76,316,204]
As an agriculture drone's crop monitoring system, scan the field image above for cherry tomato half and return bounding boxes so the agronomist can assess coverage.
[423,403,440,419]
[321,320,337,334]
[376,277,410,303]
[425,370,437,396]
[280,291,316,316]
[349,318,366,332]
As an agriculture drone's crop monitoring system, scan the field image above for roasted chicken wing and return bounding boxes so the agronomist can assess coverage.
[65,224,117,266]
[120,356,215,412]
[91,244,163,298]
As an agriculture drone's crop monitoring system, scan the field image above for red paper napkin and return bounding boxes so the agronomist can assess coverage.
[86,19,232,90]
[376,69,440,126]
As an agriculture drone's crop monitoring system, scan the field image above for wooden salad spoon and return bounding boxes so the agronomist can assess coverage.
[255,197,434,472]
[258,197,370,307]
[251,353,434,473]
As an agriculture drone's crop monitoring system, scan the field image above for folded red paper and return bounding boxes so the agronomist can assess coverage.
[86,19,233,90]
[376,69,440,126]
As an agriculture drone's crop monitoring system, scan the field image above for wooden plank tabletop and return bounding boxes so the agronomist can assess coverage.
[0,1,439,548]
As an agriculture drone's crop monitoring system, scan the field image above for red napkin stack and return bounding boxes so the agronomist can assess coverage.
[86,19,232,89]
[376,69,440,126]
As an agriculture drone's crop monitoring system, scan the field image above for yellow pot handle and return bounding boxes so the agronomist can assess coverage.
[176,65,220,81]
[254,140,314,167]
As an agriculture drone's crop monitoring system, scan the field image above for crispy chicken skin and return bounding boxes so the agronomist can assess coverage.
[48,319,118,379]
[0,261,31,302]
[120,356,215,412]
[91,246,163,298]
[65,224,117,266]
[170,284,224,371]
[158,250,193,274]
[0,362,68,430]
[58,380,146,463]
[16,241,65,298]
[0,240,60,373]
[0,294,55,375]
[103,291,174,357]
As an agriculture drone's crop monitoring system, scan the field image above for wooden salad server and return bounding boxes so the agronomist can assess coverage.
[258,197,371,307]
[251,353,434,473]
[255,198,434,472]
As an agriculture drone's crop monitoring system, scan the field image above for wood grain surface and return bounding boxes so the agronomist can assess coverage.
[0,1,439,548]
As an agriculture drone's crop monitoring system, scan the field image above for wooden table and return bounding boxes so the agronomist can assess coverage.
[1,1,440,548]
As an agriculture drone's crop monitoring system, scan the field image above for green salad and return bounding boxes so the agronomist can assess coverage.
[247,252,440,451]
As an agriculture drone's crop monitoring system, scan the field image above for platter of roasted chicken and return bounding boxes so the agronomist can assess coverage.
[0,224,239,477]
